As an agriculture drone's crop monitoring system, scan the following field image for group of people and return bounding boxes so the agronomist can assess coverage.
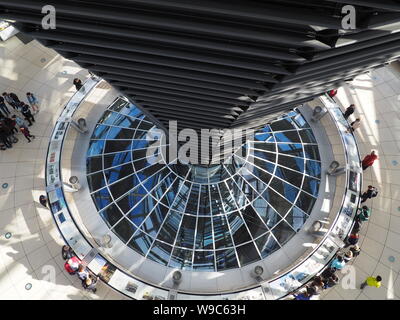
[0,91,39,148]
[62,245,98,293]
[291,92,383,300]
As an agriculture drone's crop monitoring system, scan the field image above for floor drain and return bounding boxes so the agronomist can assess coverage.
[2,183,8,189]
[388,256,395,263]
[5,232,12,239]
[375,120,380,124]
[392,160,398,166]
[25,283,32,290]
[40,58,46,63]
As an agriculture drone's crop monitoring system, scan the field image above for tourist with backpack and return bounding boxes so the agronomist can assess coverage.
[361,185,378,203]
[357,205,371,222]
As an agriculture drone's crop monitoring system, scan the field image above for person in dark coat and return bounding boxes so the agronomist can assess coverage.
[0,123,12,148]
[2,92,17,109]
[39,195,48,208]
[73,78,83,91]
[361,185,378,203]
[343,104,355,120]
[9,92,21,105]
[0,96,10,116]
[21,103,35,126]
[3,117,18,134]
[61,245,74,260]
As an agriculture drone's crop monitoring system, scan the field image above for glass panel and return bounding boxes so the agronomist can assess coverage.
[192,251,215,271]
[86,156,103,173]
[277,154,304,173]
[299,129,317,143]
[92,124,110,139]
[236,242,260,266]
[87,140,105,157]
[274,131,301,143]
[285,207,307,232]
[228,212,252,246]
[147,241,173,266]
[241,205,268,238]
[156,211,183,244]
[112,218,137,243]
[302,176,320,197]
[107,127,135,140]
[215,249,239,271]
[271,220,296,246]
[185,184,200,214]
[306,160,322,179]
[91,188,113,211]
[197,185,211,216]
[195,217,213,249]
[168,248,193,270]
[255,233,280,258]
[270,118,294,131]
[105,139,132,154]
[99,203,123,228]
[295,192,317,215]
[104,163,133,184]
[87,172,105,192]
[103,151,132,169]
[175,215,196,249]
[274,166,303,188]
[213,215,233,249]
[304,145,321,161]
[140,203,168,238]
[128,230,153,256]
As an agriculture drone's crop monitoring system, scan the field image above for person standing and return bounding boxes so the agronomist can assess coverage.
[61,245,74,260]
[3,117,18,134]
[357,205,371,222]
[82,275,98,293]
[26,92,40,113]
[343,104,355,120]
[346,232,360,247]
[360,276,382,290]
[328,89,338,98]
[39,195,48,208]
[21,103,35,126]
[330,256,346,270]
[362,151,378,170]
[20,126,35,142]
[73,78,83,91]
[0,122,12,148]
[349,244,361,258]
[361,185,378,203]
[12,115,28,131]
[9,92,20,105]
[2,92,17,110]
[0,96,10,116]
[349,118,361,132]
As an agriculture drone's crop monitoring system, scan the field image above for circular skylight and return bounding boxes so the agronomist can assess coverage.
[86,99,321,272]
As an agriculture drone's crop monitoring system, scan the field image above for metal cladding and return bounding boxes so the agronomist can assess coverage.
[1,0,400,132]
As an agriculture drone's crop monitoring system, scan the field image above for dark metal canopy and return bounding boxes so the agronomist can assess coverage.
[1,0,400,132]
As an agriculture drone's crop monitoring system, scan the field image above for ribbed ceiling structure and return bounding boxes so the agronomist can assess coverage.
[1,0,400,132]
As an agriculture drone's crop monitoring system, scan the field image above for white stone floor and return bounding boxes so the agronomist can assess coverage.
[0,36,125,300]
[0,36,399,300]
[318,64,400,300]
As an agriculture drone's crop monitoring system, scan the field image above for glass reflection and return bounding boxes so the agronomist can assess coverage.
[87,100,321,271]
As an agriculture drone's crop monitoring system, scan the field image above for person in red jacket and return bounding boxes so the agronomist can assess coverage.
[362,151,378,171]
[328,89,338,98]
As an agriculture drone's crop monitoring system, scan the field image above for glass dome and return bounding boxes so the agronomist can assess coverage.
[86,98,321,272]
